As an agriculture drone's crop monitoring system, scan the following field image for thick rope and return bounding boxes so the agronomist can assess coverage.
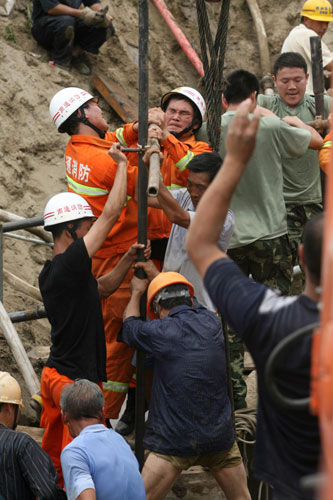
[195,0,231,151]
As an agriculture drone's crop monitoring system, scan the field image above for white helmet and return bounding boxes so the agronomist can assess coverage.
[43,192,95,230]
[161,86,206,125]
[0,372,24,407]
[49,87,98,131]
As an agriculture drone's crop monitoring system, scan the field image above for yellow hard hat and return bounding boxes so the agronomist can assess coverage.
[301,0,333,21]
[147,272,194,319]
[0,372,24,407]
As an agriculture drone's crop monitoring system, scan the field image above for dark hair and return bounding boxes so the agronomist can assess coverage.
[164,94,202,126]
[58,102,90,135]
[273,52,307,76]
[60,379,104,420]
[48,219,83,240]
[303,213,324,285]
[158,283,192,310]
[188,152,222,182]
[223,70,260,104]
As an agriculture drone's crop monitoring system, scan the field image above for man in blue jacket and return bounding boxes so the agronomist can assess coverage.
[120,267,250,500]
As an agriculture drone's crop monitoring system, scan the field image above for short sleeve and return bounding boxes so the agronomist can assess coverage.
[204,258,267,338]
[278,120,311,159]
[61,446,95,500]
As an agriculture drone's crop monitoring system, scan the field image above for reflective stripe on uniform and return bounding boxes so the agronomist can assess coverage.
[175,151,194,171]
[102,380,129,393]
[67,175,109,197]
[115,127,128,147]
[322,140,333,149]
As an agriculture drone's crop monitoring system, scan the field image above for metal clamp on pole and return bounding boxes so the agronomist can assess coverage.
[146,134,161,197]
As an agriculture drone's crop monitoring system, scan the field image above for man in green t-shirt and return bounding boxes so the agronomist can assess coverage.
[257,52,330,268]
[197,69,323,409]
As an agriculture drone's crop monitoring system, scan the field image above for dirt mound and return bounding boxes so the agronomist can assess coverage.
[0,0,332,423]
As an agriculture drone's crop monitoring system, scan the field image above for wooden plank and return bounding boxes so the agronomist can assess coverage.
[91,75,138,123]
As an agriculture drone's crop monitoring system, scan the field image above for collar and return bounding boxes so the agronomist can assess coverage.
[80,423,108,435]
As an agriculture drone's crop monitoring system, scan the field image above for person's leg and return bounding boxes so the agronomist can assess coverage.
[249,235,292,295]
[211,462,250,500]
[92,255,135,419]
[142,453,182,500]
[32,15,75,66]
[40,367,73,487]
[74,20,110,54]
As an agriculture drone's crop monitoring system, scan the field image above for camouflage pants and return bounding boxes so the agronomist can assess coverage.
[287,203,323,266]
[226,235,292,410]
[287,203,323,294]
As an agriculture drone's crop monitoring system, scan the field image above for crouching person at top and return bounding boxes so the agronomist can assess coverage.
[119,263,250,500]
[60,379,146,500]
[39,144,149,486]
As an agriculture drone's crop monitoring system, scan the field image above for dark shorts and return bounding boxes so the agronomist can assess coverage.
[150,441,242,471]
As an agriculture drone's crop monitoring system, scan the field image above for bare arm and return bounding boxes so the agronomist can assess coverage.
[98,243,151,298]
[156,181,190,228]
[83,144,127,258]
[123,276,149,320]
[77,489,96,500]
[282,116,323,150]
[186,99,260,279]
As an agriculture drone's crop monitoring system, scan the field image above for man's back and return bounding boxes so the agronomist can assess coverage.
[122,304,234,456]
[0,425,66,500]
[218,112,311,248]
[61,424,145,500]
[204,258,320,499]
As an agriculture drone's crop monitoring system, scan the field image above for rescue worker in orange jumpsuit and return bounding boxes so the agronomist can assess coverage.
[49,87,144,422]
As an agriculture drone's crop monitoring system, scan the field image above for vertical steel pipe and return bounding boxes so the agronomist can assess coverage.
[0,223,3,303]
[135,0,149,470]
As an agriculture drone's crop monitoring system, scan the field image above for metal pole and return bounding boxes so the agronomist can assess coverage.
[0,223,3,303]
[9,306,47,323]
[2,216,44,233]
[135,0,149,470]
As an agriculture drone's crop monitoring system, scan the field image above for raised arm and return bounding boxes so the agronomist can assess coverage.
[186,99,260,278]
[83,144,128,258]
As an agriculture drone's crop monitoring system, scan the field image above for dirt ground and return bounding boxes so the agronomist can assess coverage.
[0,0,331,423]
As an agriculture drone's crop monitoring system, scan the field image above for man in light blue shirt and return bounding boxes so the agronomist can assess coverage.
[60,379,146,500]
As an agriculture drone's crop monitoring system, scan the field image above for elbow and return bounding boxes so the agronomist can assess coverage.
[310,137,324,150]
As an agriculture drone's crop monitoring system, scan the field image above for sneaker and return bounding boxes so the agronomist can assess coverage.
[72,53,92,76]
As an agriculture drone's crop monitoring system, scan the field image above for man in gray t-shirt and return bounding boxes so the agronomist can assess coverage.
[197,69,322,410]
[148,152,234,311]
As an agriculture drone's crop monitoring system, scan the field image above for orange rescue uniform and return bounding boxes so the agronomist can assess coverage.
[123,132,212,242]
[65,125,138,418]
[319,131,333,174]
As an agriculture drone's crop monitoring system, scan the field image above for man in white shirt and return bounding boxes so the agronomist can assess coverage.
[281,0,333,94]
